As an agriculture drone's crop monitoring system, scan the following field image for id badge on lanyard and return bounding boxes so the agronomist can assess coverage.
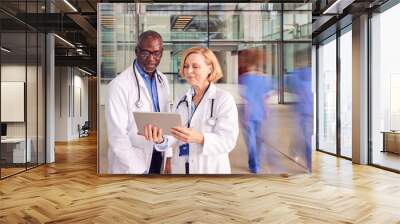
[179,102,195,157]
[179,143,189,156]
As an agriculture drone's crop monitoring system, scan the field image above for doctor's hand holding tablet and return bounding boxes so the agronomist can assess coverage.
[135,111,204,144]
[142,124,204,144]
[136,112,203,144]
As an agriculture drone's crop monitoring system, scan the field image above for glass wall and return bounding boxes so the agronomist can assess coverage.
[317,35,337,154]
[0,1,46,179]
[27,30,38,169]
[339,27,352,158]
[283,11,311,41]
[98,2,312,174]
[371,3,400,171]
[316,26,353,159]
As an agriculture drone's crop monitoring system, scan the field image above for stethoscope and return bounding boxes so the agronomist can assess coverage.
[176,94,216,127]
[133,59,164,108]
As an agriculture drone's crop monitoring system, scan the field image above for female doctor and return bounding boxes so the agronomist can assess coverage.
[144,47,239,174]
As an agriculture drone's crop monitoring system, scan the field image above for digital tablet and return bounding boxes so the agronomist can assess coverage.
[133,112,182,135]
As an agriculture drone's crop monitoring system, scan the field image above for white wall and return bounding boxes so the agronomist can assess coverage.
[1,65,30,138]
[72,73,89,138]
[1,65,26,81]
[376,5,400,130]
[55,67,89,141]
[1,63,46,164]
[55,67,69,141]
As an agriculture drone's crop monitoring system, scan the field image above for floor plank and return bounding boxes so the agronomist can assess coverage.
[1,134,400,223]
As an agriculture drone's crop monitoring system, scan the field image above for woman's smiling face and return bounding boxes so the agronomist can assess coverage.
[182,53,212,88]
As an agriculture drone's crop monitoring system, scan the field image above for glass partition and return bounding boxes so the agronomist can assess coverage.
[27,30,38,169]
[38,32,45,165]
[371,4,400,171]
[339,27,352,158]
[0,1,46,179]
[317,36,337,155]
[209,11,281,41]
[1,30,28,177]
[283,11,311,41]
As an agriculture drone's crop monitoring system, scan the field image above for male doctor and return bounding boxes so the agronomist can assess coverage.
[106,30,171,174]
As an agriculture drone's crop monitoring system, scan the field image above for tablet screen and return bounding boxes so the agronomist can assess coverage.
[133,112,182,135]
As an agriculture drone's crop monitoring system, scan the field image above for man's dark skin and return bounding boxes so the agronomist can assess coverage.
[134,33,171,174]
[135,36,163,77]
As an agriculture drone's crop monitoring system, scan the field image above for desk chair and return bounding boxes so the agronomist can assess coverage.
[78,121,90,138]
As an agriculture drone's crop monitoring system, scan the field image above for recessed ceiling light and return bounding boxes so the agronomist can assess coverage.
[54,34,75,48]
[78,67,93,76]
[1,47,11,53]
[63,0,78,12]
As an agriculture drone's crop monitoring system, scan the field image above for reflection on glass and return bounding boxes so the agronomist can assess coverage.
[27,31,38,169]
[209,3,281,11]
[38,33,46,165]
[100,3,137,79]
[340,29,352,158]
[140,13,208,42]
[145,3,208,11]
[318,37,337,154]
[1,31,27,177]
[283,12,311,40]
[371,4,400,171]
[0,1,46,178]
[209,11,281,41]
[284,3,312,10]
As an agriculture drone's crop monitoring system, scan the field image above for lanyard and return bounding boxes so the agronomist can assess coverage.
[187,103,196,128]
[179,84,210,166]
[186,84,211,128]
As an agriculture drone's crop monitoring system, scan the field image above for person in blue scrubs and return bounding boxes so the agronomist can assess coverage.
[239,49,274,174]
[288,49,313,173]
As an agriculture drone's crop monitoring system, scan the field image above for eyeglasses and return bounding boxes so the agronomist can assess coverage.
[137,46,163,59]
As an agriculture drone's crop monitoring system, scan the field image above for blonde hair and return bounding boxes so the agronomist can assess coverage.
[179,47,223,83]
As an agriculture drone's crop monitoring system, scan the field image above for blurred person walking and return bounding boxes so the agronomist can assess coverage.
[289,48,313,172]
[239,49,274,174]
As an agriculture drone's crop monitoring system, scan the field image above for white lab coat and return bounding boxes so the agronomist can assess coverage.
[159,83,239,174]
[106,65,170,174]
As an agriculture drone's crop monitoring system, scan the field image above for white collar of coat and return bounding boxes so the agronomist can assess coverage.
[185,82,216,101]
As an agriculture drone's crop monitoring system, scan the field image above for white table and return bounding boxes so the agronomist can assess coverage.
[1,138,31,163]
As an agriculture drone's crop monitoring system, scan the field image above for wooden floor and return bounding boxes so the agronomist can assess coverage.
[1,135,400,223]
